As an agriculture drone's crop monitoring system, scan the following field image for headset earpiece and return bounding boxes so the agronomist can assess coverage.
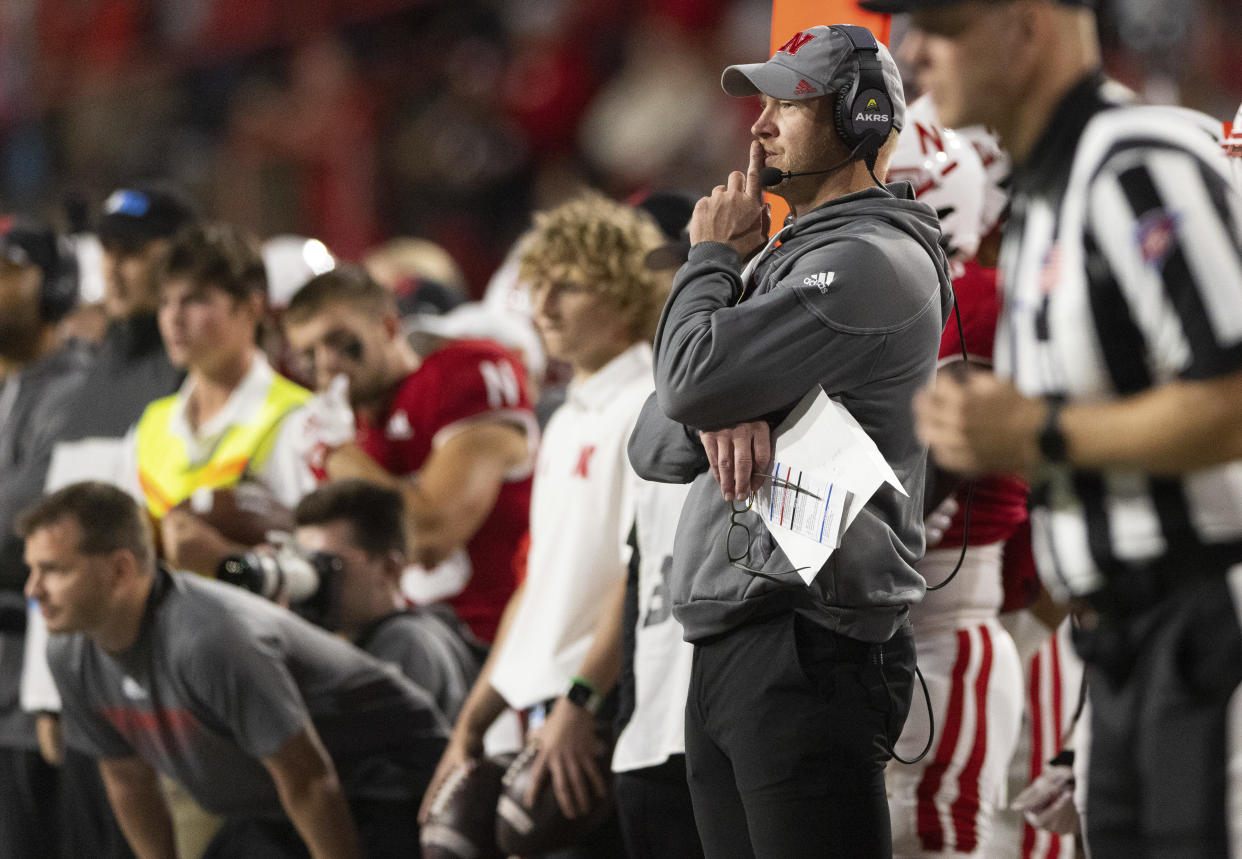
[830,25,895,170]
[39,237,79,323]
[833,81,857,149]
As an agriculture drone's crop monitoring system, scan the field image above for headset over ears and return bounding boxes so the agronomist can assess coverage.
[0,217,81,323]
[831,24,896,170]
[40,237,80,323]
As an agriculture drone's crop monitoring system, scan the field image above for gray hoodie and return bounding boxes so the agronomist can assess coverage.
[628,183,952,643]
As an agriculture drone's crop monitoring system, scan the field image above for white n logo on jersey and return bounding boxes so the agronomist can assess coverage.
[479,360,520,409]
[386,409,414,440]
[802,271,836,292]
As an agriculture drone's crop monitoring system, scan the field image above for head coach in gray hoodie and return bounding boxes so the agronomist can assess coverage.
[628,24,952,858]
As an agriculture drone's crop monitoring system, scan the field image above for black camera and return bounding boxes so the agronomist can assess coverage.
[217,542,345,630]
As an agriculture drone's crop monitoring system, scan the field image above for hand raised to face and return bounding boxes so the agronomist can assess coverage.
[689,140,771,259]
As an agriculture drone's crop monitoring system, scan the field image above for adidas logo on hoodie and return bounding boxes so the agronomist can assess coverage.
[803,271,836,293]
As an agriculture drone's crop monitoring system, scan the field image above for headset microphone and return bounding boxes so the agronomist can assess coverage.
[758,144,870,188]
[759,166,792,187]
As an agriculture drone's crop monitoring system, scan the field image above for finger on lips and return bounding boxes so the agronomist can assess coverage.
[747,142,765,196]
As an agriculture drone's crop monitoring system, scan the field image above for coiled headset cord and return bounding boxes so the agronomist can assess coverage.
[887,273,977,764]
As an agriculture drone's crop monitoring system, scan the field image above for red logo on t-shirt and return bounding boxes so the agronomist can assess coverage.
[573,446,596,478]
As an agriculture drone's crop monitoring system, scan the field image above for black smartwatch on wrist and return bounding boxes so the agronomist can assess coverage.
[1038,397,1069,464]
[566,677,603,715]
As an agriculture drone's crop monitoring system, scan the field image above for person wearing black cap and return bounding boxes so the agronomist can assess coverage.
[628,24,952,858]
[892,1,1242,855]
[0,216,90,858]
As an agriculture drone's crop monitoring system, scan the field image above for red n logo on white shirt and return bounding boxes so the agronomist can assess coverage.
[574,446,596,478]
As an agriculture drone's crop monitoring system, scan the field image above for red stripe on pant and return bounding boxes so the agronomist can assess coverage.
[916,628,972,852]
[949,625,993,852]
[1022,636,1065,859]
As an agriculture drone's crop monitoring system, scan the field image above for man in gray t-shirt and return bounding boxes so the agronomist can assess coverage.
[22,481,447,858]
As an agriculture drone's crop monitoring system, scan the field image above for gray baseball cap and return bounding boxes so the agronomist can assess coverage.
[721,25,907,131]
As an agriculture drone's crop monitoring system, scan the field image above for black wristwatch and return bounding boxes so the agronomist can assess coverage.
[1038,398,1069,464]
[566,677,603,715]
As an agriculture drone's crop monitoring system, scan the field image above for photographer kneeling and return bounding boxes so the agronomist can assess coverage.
[290,479,483,720]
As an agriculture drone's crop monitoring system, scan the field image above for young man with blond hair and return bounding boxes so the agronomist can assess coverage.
[421,193,669,858]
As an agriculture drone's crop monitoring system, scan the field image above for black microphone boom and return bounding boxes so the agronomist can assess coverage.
[757,144,868,187]
[759,166,788,187]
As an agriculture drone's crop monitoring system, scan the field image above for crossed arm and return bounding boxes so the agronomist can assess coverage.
[628,387,772,502]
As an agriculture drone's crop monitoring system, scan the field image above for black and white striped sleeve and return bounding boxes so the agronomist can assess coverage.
[1082,142,1242,385]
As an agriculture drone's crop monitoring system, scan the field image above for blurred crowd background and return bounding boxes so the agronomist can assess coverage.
[0,0,1239,299]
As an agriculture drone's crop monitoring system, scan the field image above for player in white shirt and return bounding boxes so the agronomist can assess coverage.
[419,193,669,857]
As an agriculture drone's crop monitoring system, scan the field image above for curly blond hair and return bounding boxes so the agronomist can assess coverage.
[518,192,670,341]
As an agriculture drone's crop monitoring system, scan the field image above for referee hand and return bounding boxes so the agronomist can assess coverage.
[914,368,1044,477]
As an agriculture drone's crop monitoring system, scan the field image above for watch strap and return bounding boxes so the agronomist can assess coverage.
[1038,397,1068,464]
[566,677,603,715]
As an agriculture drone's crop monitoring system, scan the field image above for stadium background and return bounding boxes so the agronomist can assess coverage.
[0,0,1238,296]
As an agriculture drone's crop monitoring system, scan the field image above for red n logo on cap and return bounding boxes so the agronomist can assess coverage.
[778,32,816,55]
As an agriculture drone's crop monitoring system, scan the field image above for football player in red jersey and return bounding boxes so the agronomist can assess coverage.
[884,102,1034,858]
[283,265,536,644]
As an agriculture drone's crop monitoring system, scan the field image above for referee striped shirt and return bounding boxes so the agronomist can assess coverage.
[995,74,1242,601]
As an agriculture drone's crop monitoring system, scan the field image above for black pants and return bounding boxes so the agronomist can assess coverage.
[536,812,628,859]
[201,798,420,859]
[615,755,704,859]
[0,746,60,859]
[59,747,135,859]
[685,613,916,859]
[1076,571,1242,858]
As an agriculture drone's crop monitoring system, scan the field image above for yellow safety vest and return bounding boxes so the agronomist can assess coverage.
[135,373,309,518]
